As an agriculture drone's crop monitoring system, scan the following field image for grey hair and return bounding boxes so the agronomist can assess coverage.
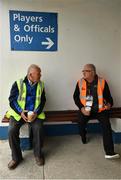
[27,64,41,75]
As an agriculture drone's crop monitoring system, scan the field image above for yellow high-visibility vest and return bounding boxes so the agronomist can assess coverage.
[7,78,45,121]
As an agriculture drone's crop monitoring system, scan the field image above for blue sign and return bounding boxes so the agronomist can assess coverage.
[9,10,58,51]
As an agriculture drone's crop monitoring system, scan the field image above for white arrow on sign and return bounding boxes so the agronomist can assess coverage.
[41,37,54,49]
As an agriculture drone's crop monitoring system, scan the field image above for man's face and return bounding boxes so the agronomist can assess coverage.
[29,68,41,83]
[82,65,95,80]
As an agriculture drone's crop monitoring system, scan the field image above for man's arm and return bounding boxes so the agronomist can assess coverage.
[73,83,84,110]
[9,82,23,114]
[103,81,113,109]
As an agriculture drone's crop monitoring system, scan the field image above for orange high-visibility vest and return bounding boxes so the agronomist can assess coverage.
[78,77,106,112]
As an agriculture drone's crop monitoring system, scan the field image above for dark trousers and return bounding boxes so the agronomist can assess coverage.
[78,110,114,155]
[8,117,44,162]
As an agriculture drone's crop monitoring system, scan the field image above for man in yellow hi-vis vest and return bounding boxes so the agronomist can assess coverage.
[73,64,120,159]
[7,64,46,170]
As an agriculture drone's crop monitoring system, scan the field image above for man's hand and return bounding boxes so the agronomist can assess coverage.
[21,111,28,122]
[105,103,111,110]
[81,107,91,116]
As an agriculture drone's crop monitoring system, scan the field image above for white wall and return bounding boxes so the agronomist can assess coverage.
[0,0,121,122]
[0,1,2,120]
[120,1,121,86]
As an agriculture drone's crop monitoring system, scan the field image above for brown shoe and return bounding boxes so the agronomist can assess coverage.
[8,160,19,170]
[8,158,23,170]
[35,156,45,166]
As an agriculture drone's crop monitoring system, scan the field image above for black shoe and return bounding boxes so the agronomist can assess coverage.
[81,135,87,144]
[35,155,45,166]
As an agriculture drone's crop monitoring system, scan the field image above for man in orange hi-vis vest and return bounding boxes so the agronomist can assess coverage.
[73,64,120,159]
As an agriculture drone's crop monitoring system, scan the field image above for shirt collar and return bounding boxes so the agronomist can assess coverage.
[28,78,37,86]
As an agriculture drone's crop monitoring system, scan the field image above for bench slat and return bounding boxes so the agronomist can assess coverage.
[2,107,121,123]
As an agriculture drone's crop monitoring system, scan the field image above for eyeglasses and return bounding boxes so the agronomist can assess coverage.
[82,70,93,73]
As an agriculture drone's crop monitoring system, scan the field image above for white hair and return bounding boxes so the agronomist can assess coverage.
[27,64,41,75]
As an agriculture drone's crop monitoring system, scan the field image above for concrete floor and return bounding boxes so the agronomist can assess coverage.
[0,134,121,179]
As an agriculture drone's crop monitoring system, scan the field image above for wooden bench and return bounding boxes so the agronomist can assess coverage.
[2,107,121,123]
[1,107,121,148]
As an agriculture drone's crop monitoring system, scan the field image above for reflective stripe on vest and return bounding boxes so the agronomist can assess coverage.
[7,79,45,121]
[78,77,106,112]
